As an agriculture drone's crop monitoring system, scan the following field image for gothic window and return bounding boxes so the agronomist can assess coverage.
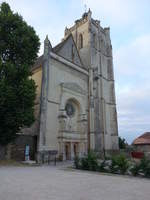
[79,33,83,49]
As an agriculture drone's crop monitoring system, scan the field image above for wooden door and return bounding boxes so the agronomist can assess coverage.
[65,144,70,160]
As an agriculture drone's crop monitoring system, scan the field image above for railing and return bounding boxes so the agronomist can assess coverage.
[39,151,57,165]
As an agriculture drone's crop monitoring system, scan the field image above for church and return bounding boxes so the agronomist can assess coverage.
[31,9,119,161]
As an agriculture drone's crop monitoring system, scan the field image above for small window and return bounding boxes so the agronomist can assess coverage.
[79,34,83,49]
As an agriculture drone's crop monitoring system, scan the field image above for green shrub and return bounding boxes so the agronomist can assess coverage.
[74,152,150,178]
[144,164,150,177]
[130,163,140,176]
[80,151,98,171]
[74,156,80,169]
[110,154,129,174]
[80,157,89,170]
[97,160,109,172]
[97,160,106,172]
[139,156,150,177]
[117,154,129,174]
[110,156,119,173]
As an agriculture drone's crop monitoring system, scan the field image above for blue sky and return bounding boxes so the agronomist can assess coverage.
[1,0,150,144]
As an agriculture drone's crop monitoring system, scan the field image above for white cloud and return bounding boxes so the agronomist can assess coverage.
[83,0,149,27]
[114,34,150,77]
[114,34,150,143]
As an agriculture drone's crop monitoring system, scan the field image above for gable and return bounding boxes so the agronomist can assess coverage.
[53,35,83,67]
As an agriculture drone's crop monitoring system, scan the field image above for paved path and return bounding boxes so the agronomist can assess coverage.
[0,164,150,200]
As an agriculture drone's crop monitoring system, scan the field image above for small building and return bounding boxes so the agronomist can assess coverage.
[132,132,150,153]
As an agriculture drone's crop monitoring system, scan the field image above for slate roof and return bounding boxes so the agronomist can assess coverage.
[132,132,150,145]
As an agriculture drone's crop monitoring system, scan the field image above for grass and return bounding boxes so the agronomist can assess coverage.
[0,159,30,166]
[0,159,23,166]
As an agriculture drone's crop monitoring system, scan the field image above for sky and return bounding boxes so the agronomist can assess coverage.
[1,0,150,144]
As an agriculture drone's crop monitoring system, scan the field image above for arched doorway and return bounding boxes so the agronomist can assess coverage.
[73,143,78,157]
[65,143,70,160]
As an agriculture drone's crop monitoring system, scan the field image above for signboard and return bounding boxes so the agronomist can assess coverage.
[25,145,30,161]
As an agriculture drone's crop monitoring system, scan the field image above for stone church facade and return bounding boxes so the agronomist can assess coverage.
[32,10,118,161]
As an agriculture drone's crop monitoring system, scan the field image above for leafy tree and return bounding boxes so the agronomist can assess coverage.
[119,137,127,149]
[0,2,40,145]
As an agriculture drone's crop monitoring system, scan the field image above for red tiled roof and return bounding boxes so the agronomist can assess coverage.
[132,132,150,145]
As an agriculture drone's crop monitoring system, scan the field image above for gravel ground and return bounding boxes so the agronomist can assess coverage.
[0,164,150,200]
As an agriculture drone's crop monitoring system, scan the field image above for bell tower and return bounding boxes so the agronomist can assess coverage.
[64,9,119,154]
[64,9,92,68]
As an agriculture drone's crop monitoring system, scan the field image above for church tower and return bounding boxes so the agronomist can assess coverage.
[64,9,119,153]
[31,9,119,162]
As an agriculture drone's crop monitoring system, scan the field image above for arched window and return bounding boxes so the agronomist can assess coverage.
[79,34,83,49]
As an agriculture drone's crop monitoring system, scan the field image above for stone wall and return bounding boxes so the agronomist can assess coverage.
[0,135,37,161]
[0,145,6,160]
[11,135,37,161]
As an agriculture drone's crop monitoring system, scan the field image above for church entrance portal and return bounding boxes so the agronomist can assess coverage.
[64,142,79,160]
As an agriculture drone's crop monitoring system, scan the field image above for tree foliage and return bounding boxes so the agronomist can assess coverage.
[0,2,40,145]
[119,137,127,149]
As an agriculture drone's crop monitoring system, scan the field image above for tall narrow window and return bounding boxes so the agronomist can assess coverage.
[79,34,83,49]
[107,59,114,80]
[93,33,97,48]
[71,44,74,63]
